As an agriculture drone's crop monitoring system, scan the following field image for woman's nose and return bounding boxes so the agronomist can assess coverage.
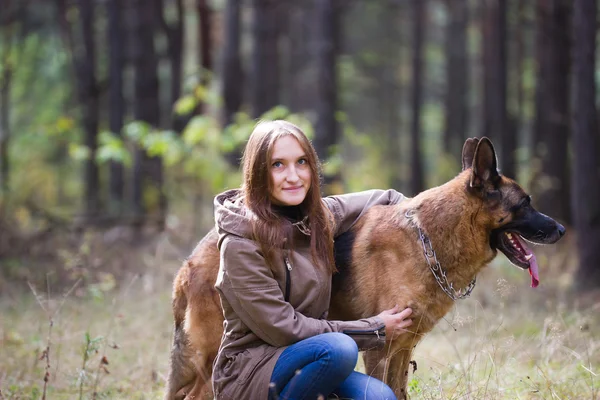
[286,166,299,182]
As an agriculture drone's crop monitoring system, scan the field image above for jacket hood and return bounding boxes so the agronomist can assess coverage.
[215,189,314,250]
[214,189,255,246]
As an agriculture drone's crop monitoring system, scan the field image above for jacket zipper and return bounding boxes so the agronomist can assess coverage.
[342,325,386,338]
[284,256,292,302]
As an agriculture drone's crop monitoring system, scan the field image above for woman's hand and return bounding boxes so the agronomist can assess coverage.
[377,305,413,339]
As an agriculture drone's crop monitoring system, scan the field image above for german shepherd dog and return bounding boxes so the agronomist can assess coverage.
[164,137,565,399]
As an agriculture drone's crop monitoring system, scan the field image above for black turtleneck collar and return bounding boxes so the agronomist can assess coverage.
[272,204,305,222]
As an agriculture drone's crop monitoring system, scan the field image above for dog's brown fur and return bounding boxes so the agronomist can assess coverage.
[164,138,565,399]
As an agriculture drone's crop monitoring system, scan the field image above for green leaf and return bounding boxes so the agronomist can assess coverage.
[260,105,291,121]
[182,116,208,145]
[98,130,122,146]
[55,116,75,134]
[174,95,197,116]
[123,121,151,143]
[194,85,208,101]
[204,88,223,108]
[96,131,132,166]
[141,130,178,158]
[95,145,132,167]
[322,152,343,176]
[68,143,90,161]
[182,116,218,146]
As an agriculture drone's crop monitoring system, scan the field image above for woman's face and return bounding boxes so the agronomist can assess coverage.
[269,135,312,206]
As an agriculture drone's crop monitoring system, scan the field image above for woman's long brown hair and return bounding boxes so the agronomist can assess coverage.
[241,120,336,273]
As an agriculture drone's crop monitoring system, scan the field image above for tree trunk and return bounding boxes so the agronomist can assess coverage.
[285,4,313,113]
[410,0,425,196]
[313,0,339,167]
[572,0,600,290]
[0,57,10,201]
[156,0,185,130]
[513,0,526,145]
[132,0,165,228]
[221,0,244,166]
[0,17,13,203]
[533,0,571,222]
[443,0,469,161]
[77,0,101,218]
[383,1,403,191]
[481,0,511,177]
[0,5,16,204]
[107,0,125,215]
[532,1,547,150]
[251,0,280,118]
[221,0,243,128]
[197,0,212,113]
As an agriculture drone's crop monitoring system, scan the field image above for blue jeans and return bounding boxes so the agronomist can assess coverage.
[268,332,396,400]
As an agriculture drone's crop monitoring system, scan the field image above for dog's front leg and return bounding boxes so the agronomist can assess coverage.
[384,344,416,400]
[362,348,387,381]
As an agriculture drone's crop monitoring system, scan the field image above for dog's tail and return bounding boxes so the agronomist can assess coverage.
[163,262,197,400]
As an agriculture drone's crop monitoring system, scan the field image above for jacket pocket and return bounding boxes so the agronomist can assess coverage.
[236,346,265,384]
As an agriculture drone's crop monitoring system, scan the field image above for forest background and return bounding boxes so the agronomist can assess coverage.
[0,0,599,399]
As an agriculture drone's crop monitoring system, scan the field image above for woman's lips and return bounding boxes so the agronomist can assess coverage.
[283,186,302,191]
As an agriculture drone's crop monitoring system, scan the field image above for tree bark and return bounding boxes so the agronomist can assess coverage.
[533,0,571,222]
[156,0,185,129]
[0,27,12,201]
[0,57,10,201]
[107,0,125,215]
[572,0,600,290]
[198,0,212,90]
[285,4,313,113]
[251,0,280,118]
[443,0,469,161]
[132,0,165,228]
[513,0,526,145]
[221,0,243,128]
[481,0,512,177]
[313,0,339,166]
[221,0,244,166]
[77,0,101,218]
[383,1,403,191]
[410,0,425,196]
[0,4,16,203]
[56,0,101,219]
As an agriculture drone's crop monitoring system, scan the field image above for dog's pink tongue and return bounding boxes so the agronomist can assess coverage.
[528,253,540,288]
[517,236,539,288]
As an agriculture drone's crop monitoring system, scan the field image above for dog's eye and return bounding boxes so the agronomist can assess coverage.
[512,196,531,213]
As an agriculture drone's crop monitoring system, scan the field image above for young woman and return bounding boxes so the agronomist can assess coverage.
[212,120,413,400]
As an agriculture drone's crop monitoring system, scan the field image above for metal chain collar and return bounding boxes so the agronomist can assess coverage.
[405,210,476,301]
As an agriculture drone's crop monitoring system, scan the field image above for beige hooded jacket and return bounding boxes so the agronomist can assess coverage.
[212,188,405,400]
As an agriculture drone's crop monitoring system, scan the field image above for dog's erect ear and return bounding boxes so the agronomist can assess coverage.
[461,138,480,171]
[470,137,499,188]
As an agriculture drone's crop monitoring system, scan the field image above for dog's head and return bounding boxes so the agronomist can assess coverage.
[461,137,566,287]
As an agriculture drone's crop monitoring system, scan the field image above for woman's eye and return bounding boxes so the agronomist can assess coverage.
[298,158,307,165]
[272,161,283,168]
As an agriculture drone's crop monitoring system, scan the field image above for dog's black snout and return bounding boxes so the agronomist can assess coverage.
[557,223,566,237]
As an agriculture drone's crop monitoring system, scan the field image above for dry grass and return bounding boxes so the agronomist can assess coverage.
[1,279,174,399]
[1,237,599,399]
[403,238,600,399]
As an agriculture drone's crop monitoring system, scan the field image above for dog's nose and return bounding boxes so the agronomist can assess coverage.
[557,223,566,237]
